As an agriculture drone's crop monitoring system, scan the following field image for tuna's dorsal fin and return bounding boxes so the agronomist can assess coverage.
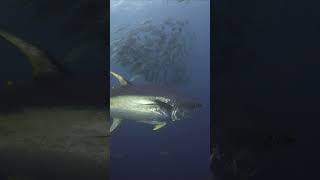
[110,118,122,132]
[110,71,131,86]
[0,29,63,79]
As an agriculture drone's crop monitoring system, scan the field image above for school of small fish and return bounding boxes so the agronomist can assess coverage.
[111,18,196,86]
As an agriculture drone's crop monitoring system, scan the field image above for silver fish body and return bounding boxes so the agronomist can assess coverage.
[109,71,202,132]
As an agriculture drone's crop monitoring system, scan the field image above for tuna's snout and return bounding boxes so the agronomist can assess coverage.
[171,102,202,121]
[186,102,202,109]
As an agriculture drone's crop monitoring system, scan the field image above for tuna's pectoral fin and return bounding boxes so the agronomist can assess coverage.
[110,118,122,133]
[153,122,167,131]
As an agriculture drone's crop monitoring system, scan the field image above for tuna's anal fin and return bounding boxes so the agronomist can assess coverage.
[110,118,122,133]
[110,71,131,86]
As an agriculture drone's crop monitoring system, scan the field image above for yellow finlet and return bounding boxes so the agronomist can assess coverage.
[152,122,166,131]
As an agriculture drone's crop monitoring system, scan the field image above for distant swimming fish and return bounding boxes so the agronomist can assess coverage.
[111,18,195,85]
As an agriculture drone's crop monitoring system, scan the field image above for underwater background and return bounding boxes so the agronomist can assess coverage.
[110,0,210,180]
[0,1,108,179]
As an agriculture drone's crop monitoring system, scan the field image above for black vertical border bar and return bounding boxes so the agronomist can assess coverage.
[106,0,111,110]
[106,0,110,123]
[211,0,219,173]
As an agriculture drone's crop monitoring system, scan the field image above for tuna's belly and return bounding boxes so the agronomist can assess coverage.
[110,96,170,121]
[111,107,161,121]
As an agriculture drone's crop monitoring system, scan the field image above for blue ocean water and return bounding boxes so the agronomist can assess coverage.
[110,0,210,179]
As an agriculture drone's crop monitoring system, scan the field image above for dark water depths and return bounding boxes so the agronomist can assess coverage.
[0,1,108,179]
[110,0,210,179]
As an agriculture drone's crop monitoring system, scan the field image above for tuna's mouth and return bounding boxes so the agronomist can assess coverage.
[171,103,202,121]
